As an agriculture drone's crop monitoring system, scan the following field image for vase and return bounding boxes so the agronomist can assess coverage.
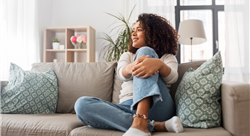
[78,43,83,49]
[73,43,84,49]
[52,42,60,49]
[74,44,78,49]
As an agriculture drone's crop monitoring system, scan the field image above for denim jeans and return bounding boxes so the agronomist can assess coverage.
[74,46,175,133]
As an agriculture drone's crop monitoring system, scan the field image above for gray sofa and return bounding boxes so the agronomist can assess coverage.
[0,61,249,136]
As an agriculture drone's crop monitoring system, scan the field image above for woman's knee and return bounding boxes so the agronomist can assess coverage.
[136,46,158,58]
[74,96,96,115]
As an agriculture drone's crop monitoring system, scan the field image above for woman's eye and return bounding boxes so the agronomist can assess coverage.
[138,29,142,31]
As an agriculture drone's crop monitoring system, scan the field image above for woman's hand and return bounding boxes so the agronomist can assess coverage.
[132,58,163,78]
[122,55,150,78]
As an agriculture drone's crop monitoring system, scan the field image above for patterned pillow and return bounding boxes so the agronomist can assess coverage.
[175,51,223,128]
[1,63,58,114]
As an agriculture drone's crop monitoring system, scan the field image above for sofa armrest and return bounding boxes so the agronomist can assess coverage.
[221,80,250,136]
[1,81,9,91]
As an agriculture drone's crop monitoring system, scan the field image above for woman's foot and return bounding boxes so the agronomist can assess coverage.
[165,116,184,133]
[122,128,151,136]
[123,117,151,136]
[130,117,149,133]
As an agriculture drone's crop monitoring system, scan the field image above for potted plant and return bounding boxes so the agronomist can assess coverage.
[52,38,60,50]
[100,5,136,62]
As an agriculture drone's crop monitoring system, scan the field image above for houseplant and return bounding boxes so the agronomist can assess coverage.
[100,5,136,62]
[52,38,60,50]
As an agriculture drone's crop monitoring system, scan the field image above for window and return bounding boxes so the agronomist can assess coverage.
[180,0,212,6]
[175,0,224,63]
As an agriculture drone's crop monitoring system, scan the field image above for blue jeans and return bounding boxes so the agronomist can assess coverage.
[74,47,175,133]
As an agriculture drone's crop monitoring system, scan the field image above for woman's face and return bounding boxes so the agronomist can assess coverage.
[131,21,146,48]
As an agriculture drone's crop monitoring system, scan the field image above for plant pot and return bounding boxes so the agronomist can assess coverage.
[52,42,60,49]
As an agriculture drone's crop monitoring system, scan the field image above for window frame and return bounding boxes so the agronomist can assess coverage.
[175,0,224,63]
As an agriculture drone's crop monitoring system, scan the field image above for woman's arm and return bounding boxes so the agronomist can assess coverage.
[158,60,172,78]
[118,52,178,83]
[161,55,178,84]
[122,62,135,78]
[131,58,171,78]
[122,55,150,78]
[131,54,178,84]
[117,52,133,81]
[117,52,150,81]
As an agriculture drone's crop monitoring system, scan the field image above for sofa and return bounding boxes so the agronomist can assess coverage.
[0,61,249,136]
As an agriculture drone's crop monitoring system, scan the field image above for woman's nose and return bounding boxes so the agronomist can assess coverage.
[132,30,136,36]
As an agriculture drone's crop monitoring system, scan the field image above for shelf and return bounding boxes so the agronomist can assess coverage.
[46,49,65,52]
[66,49,87,52]
[46,28,65,32]
[67,27,88,32]
[43,26,95,62]
[45,49,87,52]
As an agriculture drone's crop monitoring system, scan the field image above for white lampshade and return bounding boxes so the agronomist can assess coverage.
[178,19,207,45]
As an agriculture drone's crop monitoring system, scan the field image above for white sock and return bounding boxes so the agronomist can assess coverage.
[122,128,151,136]
[165,116,184,133]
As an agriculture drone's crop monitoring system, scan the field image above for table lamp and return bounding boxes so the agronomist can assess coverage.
[178,19,207,62]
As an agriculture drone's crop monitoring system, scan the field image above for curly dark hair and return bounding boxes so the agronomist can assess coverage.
[128,13,179,58]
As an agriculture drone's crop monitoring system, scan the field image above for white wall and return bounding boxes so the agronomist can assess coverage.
[38,0,124,62]
[37,0,53,62]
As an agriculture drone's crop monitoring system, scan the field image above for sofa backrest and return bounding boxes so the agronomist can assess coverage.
[0,81,9,91]
[112,61,205,104]
[32,62,117,113]
[112,65,122,104]
[30,61,204,113]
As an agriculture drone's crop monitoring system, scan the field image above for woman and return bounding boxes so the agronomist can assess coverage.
[74,13,183,136]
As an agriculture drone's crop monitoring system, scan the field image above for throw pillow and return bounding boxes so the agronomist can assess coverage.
[1,63,58,114]
[175,51,223,128]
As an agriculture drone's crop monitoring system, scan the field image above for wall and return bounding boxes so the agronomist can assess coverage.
[37,0,53,62]
[38,0,124,62]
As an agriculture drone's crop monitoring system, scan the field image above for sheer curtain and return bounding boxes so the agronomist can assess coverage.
[122,0,176,28]
[0,0,40,80]
[224,0,249,84]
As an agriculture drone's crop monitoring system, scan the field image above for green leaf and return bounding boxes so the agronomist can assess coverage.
[127,4,137,22]
[100,5,135,62]
[109,24,124,34]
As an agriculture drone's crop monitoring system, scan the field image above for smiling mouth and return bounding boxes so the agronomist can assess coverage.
[133,38,139,42]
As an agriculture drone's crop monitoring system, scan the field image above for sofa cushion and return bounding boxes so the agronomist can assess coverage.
[69,125,123,136]
[169,61,205,103]
[1,63,58,114]
[0,114,84,136]
[69,126,231,136]
[175,52,223,128]
[31,62,117,113]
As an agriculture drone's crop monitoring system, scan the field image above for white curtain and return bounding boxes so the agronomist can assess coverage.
[224,0,249,84]
[0,0,40,80]
[122,0,176,28]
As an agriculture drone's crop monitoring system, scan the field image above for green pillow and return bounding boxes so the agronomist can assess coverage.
[1,63,58,114]
[175,51,223,128]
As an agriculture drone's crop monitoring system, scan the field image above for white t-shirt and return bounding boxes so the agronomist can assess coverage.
[117,52,178,104]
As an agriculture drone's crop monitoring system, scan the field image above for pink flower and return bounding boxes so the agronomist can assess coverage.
[83,36,87,43]
[71,35,87,45]
[70,36,77,43]
[77,35,84,43]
